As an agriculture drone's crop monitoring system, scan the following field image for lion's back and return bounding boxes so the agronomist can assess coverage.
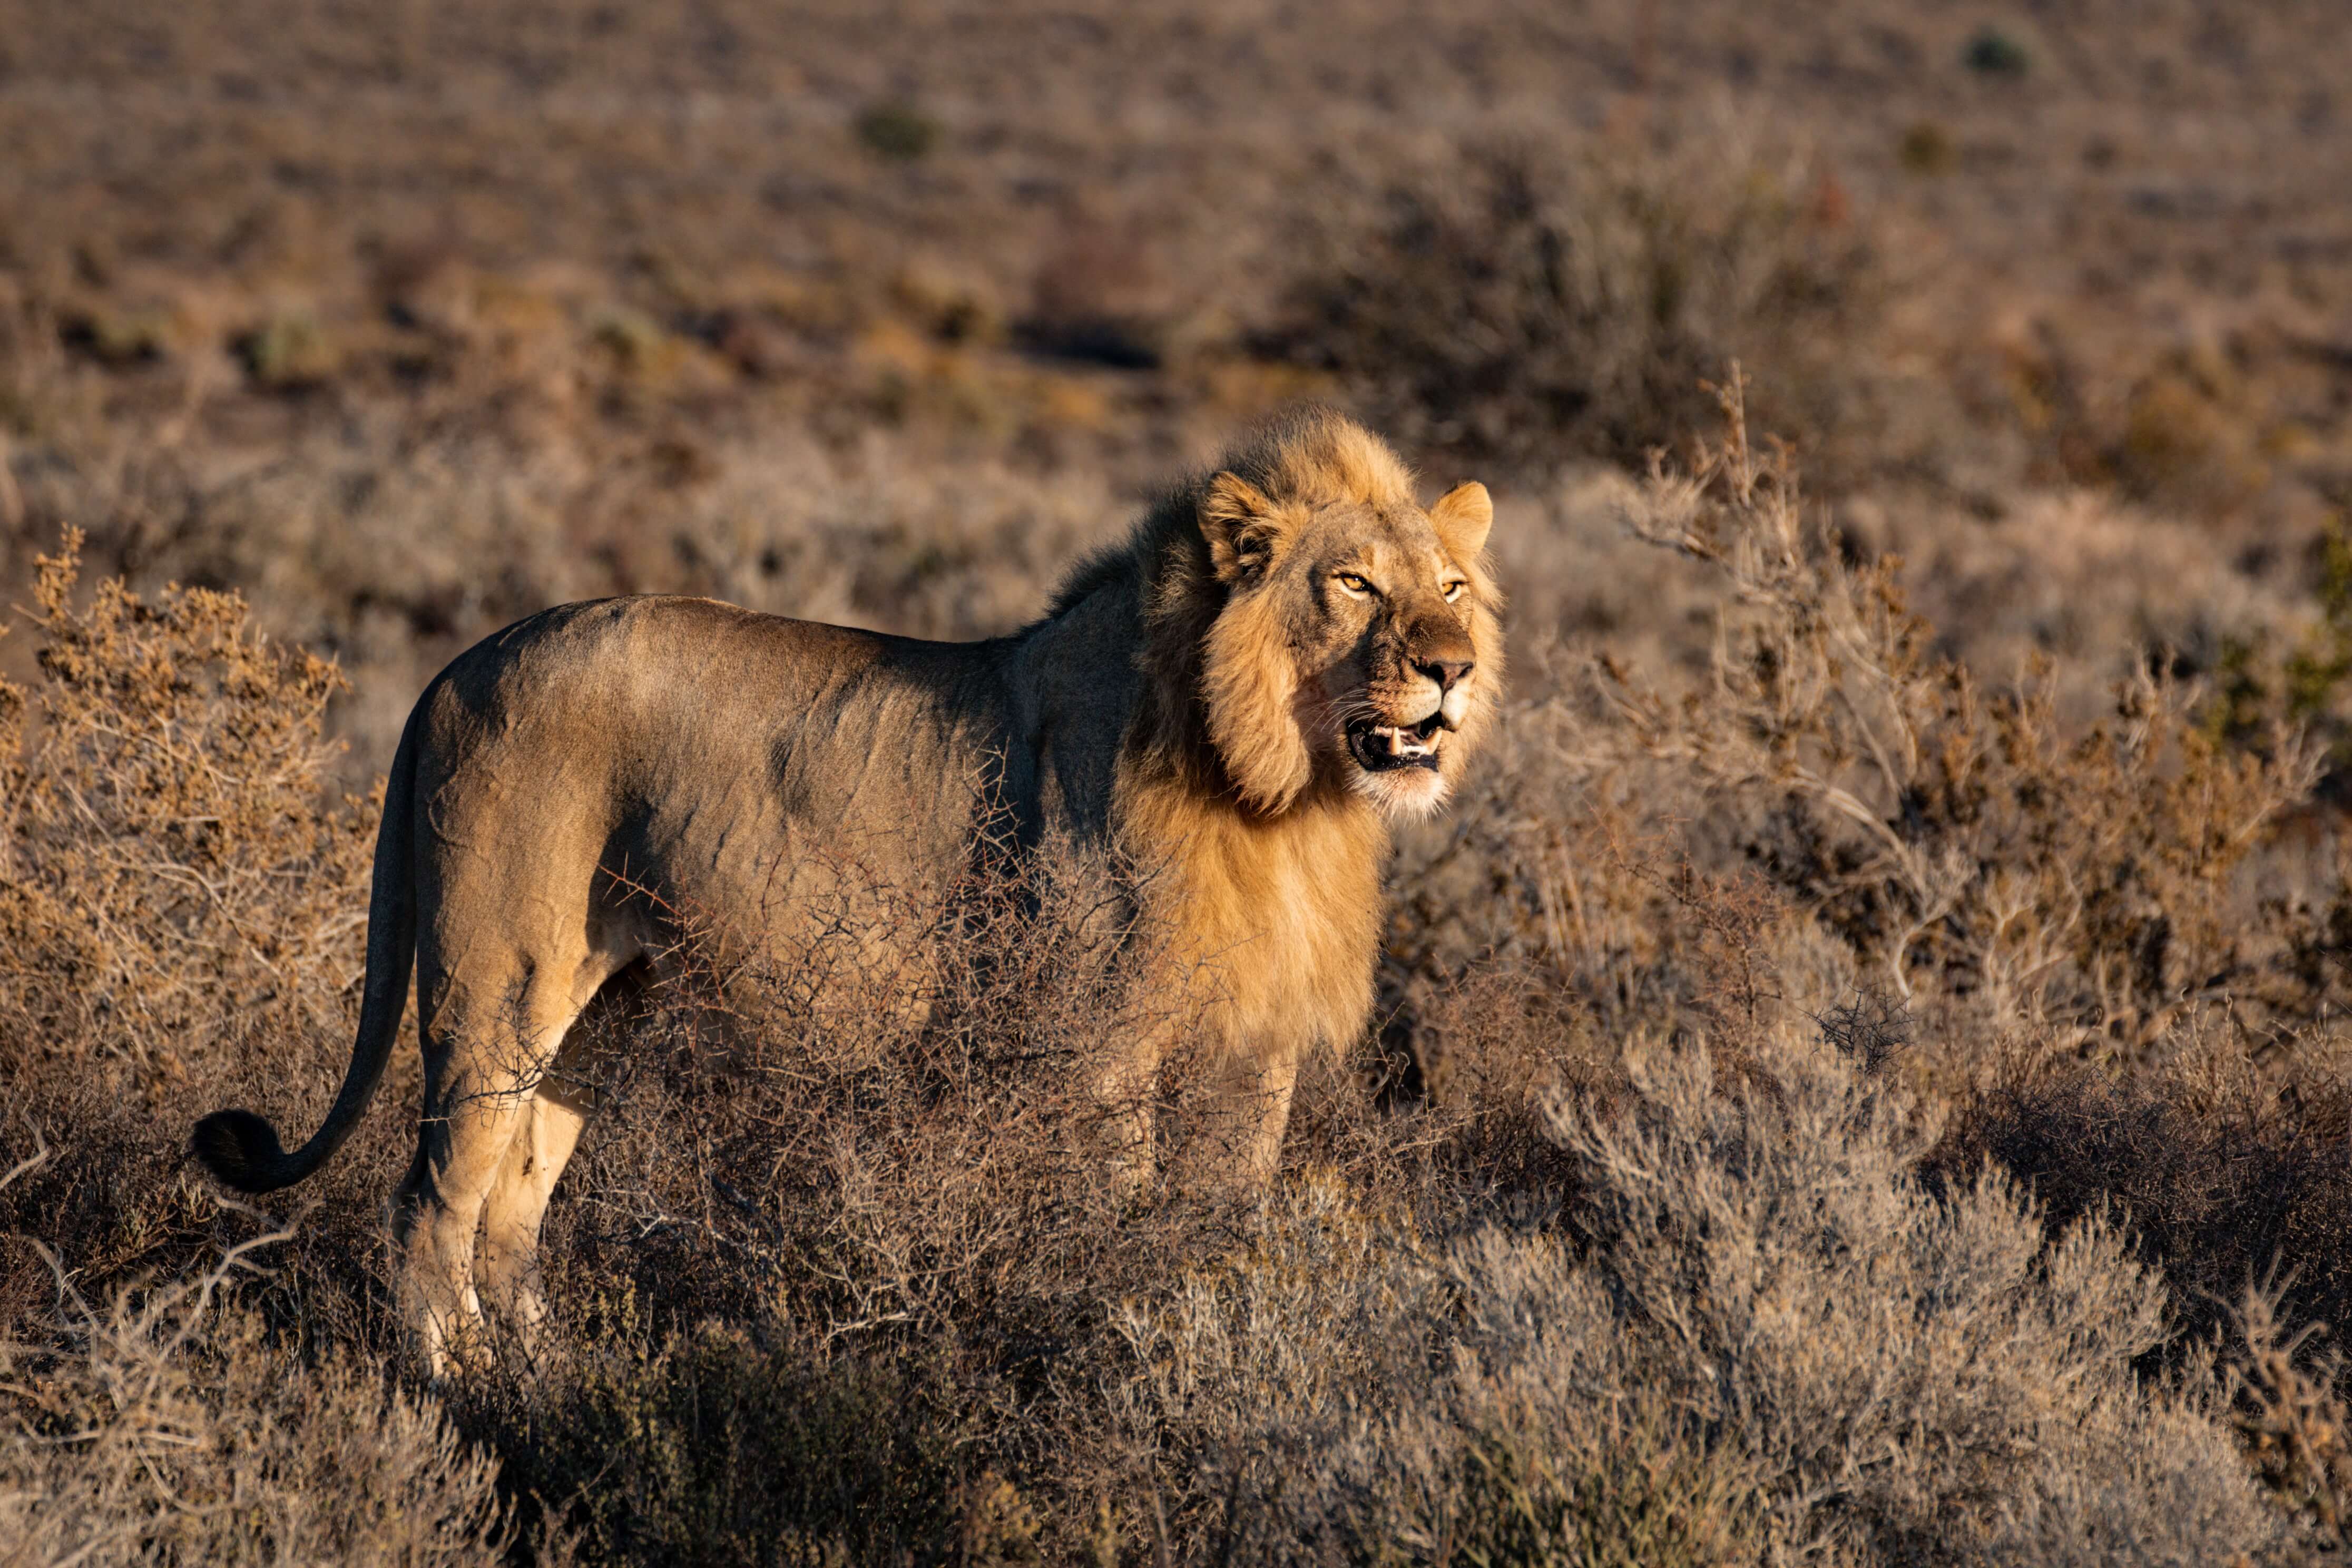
[408,596,1035,924]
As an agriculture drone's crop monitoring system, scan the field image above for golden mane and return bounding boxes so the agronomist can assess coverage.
[1050,407,1436,814]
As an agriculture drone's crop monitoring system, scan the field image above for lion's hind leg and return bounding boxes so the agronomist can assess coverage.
[475,1069,593,1358]
[393,937,626,1377]
[390,1010,537,1378]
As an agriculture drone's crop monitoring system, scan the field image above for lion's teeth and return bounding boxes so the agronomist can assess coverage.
[1360,721,1439,761]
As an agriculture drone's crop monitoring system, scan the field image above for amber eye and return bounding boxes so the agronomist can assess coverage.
[1335,572,1375,596]
[1442,580,1468,602]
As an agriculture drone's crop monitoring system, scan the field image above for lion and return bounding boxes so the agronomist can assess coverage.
[192,407,1502,1372]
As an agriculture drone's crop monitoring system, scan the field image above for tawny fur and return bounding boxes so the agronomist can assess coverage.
[191,406,1504,1373]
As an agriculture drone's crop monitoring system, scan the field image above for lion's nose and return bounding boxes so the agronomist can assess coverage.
[1417,656,1474,691]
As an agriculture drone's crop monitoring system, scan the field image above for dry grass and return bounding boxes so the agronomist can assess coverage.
[1,1153,521,1568]
[8,405,2351,1562]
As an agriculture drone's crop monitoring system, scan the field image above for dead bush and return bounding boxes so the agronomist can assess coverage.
[0,532,371,1071]
[477,1319,972,1567]
[1592,374,2325,1048]
[1120,1029,2278,1565]
[536,832,1194,1326]
[0,513,2328,1564]
[1,381,2340,1566]
[1927,1042,2352,1388]
[1,1160,515,1567]
[1393,373,2334,1089]
[2229,1279,2352,1554]
[1267,135,1884,476]
[455,836,1270,1561]
[0,542,399,1447]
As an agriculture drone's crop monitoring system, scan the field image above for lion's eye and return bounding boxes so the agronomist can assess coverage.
[1335,572,1375,596]
[1442,580,1468,602]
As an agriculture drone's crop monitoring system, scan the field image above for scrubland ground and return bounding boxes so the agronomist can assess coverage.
[8,2,2352,1563]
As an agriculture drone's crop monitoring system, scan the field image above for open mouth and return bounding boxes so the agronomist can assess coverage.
[1346,713,1446,773]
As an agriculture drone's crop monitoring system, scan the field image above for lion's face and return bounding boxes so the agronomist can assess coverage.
[1195,471,1501,822]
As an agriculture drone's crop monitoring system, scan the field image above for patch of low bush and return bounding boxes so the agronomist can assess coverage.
[1266,135,1886,476]
[1394,373,2342,1075]
[1,1163,519,1568]
[8,393,2352,1562]
[0,532,370,1065]
[1122,1030,2276,1565]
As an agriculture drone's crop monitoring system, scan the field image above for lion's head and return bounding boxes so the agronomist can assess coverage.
[1147,409,1503,822]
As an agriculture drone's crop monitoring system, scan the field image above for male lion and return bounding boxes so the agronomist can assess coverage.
[193,407,1501,1371]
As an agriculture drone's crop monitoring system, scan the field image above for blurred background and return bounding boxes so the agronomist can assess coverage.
[4,0,2348,776]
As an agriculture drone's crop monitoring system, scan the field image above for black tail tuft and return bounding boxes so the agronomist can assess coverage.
[191,1109,292,1193]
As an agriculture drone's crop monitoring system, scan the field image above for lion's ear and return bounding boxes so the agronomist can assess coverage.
[1428,482,1494,560]
[1200,471,1285,584]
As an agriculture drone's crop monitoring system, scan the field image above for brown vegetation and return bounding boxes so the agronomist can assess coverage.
[0,533,370,1060]
[8,1,2352,1562]
[12,380,2352,1562]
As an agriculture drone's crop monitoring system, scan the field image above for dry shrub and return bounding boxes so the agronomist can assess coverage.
[0,526,2321,1565]
[0,1159,515,1567]
[484,1320,973,1567]
[1365,379,2352,1558]
[1,408,2341,1564]
[1268,135,1885,476]
[1927,1044,2352,1386]
[463,840,1246,1563]
[1598,374,2322,1046]
[2229,1280,2352,1555]
[1119,1029,2276,1565]
[1993,320,2304,524]
[0,541,392,1390]
[1402,373,2334,1083]
[550,835,1183,1328]
[0,531,370,1066]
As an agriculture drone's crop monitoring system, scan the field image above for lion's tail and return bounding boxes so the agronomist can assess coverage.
[192,700,424,1194]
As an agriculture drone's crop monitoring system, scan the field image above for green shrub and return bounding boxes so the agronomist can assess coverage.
[1963,27,2032,78]
[855,101,940,162]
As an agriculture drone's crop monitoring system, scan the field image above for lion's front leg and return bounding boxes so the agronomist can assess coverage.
[1095,1034,1162,1200]
[1204,1038,1303,1187]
